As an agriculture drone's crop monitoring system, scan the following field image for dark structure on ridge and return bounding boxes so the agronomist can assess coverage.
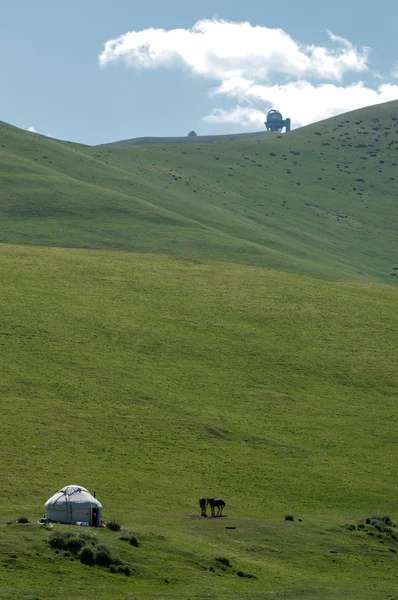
[265,110,291,133]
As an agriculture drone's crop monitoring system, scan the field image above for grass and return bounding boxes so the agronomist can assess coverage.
[0,243,397,598]
[0,100,397,598]
[0,100,397,283]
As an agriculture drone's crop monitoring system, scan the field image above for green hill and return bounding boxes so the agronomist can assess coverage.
[0,101,397,599]
[0,244,397,599]
[0,99,397,283]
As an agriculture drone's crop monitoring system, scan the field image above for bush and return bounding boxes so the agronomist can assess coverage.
[95,545,113,567]
[49,531,73,550]
[79,546,95,566]
[284,515,295,521]
[48,528,127,572]
[17,516,29,523]
[66,536,86,554]
[124,565,131,576]
[129,535,139,547]
[372,519,390,533]
[215,556,232,568]
[237,570,256,579]
[107,519,121,532]
[77,532,97,545]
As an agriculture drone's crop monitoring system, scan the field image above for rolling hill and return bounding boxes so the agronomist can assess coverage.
[0,244,397,599]
[0,101,397,599]
[0,99,397,283]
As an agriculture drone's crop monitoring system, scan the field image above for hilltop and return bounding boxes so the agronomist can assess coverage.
[99,130,270,148]
[0,99,397,283]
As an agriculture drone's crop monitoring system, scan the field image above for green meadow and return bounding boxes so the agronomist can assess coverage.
[0,101,397,599]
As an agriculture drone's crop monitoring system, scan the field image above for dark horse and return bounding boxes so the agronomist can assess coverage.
[208,498,225,516]
[199,497,208,517]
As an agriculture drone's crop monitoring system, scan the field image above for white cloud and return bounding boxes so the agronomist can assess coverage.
[99,19,368,81]
[392,61,398,79]
[99,19,397,129]
[27,125,53,137]
[206,81,398,128]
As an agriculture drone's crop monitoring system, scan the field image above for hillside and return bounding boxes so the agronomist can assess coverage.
[99,130,271,148]
[0,244,397,599]
[0,101,397,599]
[0,100,397,283]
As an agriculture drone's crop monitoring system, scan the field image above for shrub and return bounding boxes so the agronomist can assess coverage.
[124,565,131,576]
[77,532,97,545]
[129,535,139,547]
[95,545,113,567]
[49,531,73,550]
[107,519,121,532]
[117,564,126,574]
[17,516,29,523]
[79,546,95,566]
[237,570,256,579]
[66,536,86,554]
[284,515,295,521]
[372,519,390,533]
[109,564,118,574]
[215,556,232,568]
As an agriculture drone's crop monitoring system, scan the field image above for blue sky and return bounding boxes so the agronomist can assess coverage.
[1,0,397,144]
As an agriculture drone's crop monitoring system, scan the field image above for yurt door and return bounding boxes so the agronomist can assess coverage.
[91,507,98,527]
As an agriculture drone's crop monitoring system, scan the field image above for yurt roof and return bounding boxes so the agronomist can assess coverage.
[45,485,102,508]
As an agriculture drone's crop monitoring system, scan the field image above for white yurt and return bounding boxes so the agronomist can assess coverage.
[44,485,102,526]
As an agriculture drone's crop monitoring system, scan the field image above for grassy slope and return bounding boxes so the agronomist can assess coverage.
[1,101,397,598]
[0,244,397,599]
[0,100,397,283]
